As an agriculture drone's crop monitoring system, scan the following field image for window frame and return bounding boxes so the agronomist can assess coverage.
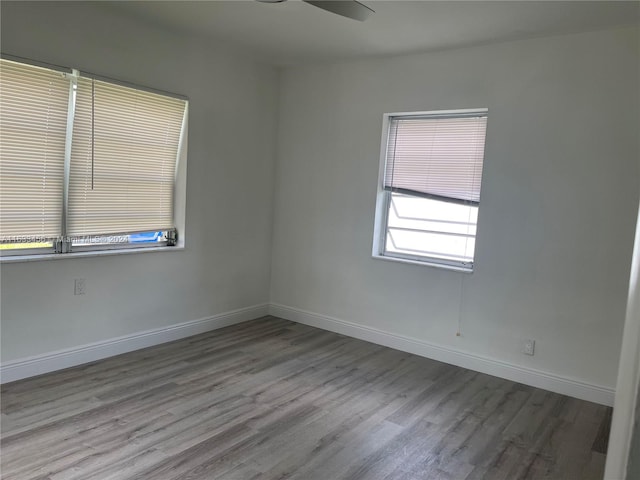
[0,55,188,262]
[372,108,488,273]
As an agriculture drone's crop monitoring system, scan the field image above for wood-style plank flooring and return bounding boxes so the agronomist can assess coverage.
[1,316,611,479]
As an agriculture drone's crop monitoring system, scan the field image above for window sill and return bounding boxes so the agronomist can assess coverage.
[0,245,185,264]
[371,253,474,273]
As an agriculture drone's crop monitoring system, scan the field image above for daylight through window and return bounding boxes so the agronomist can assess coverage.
[373,110,488,270]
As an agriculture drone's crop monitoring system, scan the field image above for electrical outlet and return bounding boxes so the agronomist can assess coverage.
[74,278,86,295]
[523,339,535,356]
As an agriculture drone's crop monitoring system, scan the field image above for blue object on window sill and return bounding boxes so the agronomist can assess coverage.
[129,231,162,243]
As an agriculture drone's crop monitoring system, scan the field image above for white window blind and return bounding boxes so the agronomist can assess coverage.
[0,59,69,241]
[68,77,186,237]
[384,114,487,205]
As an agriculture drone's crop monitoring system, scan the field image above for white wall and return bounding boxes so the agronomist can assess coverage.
[0,2,279,362]
[271,27,640,392]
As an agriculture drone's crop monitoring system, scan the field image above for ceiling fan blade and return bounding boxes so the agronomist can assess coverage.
[303,1,374,21]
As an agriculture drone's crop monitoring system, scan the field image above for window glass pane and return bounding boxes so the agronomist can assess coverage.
[385,192,477,264]
[388,194,477,236]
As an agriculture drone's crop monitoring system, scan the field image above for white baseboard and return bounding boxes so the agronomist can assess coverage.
[269,303,615,406]
[2,302,615,406]
[0,303,269,384]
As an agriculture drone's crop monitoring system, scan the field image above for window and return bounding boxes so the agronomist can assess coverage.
[0,58,188,258]
[372,109,488,271]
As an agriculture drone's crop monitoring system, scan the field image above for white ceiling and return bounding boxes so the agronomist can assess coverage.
[109,0,639,65]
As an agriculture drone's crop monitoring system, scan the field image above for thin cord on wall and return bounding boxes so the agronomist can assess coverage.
[91,78,95,190]
[456,273,465,337]
[457,120,481,337]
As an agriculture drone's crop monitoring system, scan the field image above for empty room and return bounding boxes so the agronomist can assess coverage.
[1,1,639,479]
